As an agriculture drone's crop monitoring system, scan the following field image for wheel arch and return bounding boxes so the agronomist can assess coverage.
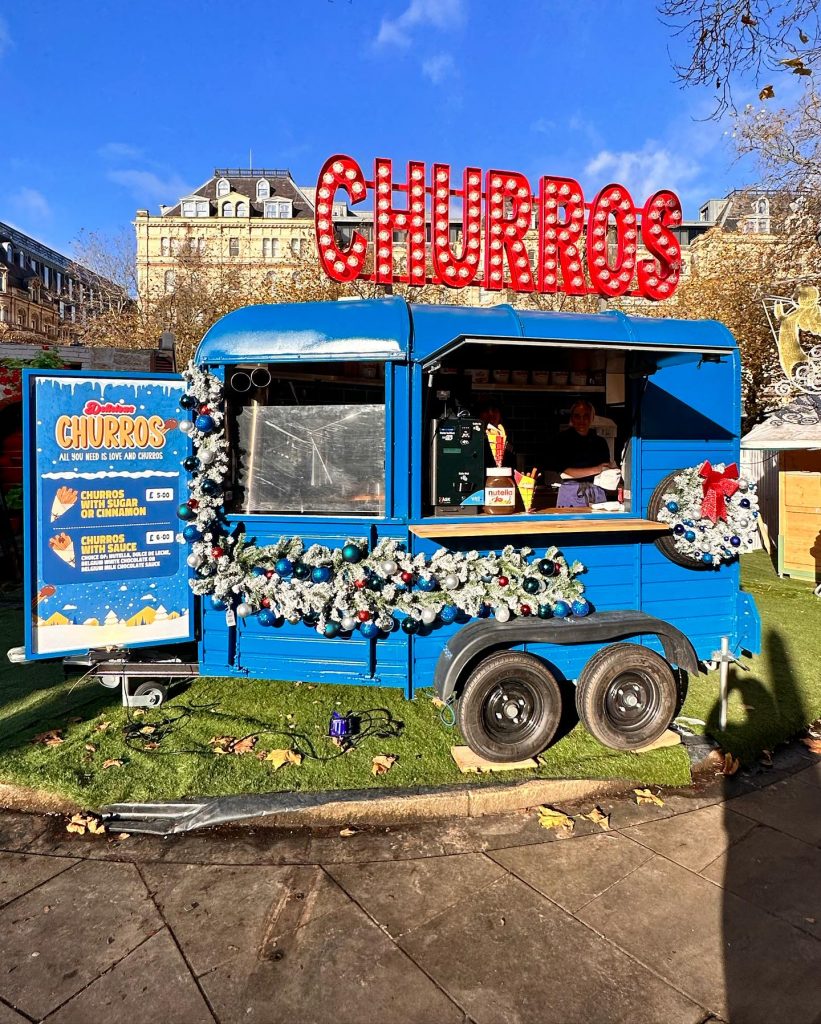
[433,611,699,705]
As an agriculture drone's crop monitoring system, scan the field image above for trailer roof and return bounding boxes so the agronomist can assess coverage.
[194,296,737,366]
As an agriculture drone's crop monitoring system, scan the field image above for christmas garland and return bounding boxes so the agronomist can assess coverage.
[655,461,759,566]
[176,364,588,637]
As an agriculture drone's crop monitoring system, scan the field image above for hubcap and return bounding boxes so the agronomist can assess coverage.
[483,677,542,744]
[604,670,660,733]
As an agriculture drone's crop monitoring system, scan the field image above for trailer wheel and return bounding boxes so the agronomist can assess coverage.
[647,471,711,570]
[132,681,168,708]
[575,643,677,750]
[457,652,562,763]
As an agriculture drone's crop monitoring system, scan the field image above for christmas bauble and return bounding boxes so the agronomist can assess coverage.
[303,611,318,626]
[237,602,254,618]
[199,448,215,466]
[684,530,696,542]
[738,516,750,528]
[537,559,553,576]
[275,558,294,577]
[477,604,491,618]
[186,553,200,568]
[381,559,399,577]
[195,414,215,433]
[198,404,211,415]
[265,570,275,579]
[702,553,713,563]
[212,545,224,559]
[537,604,552,619]
[740,498,751,509]
[360,621,379,639]
[183,456,200,472]
[520,604,531,616]
[367,575,384,592]
[673,525,685,536]
[401,616,419,634]
[180,394,197,409]
[293,562,310,580]
[498,576,509,587]
[311,566,332,584]
[417,577,437,592]
[571,598,589,617]
[341,615,357,631]
[420,608,437,626]
[342,543,362,563]
[357,609,371,622]
[252,566,266,576]
[354,578,367,590]
[201,478,222,497]
[179,420,194,435]
[442,573,459,590]
[494,605,511,623]
[553,600,570,618]
[260,597,271,608]
[324,621,341,638]
[177,503,195,521]
[401,571,413,584]
[258,608,276,626]
[730,536,741,547]
[523,576,540,595]
[182,525,201,542]
[666,501,679,513]
[209,595,227,610]
[439,604,458,624]
[287,613,300,625]
[187,498,199,510]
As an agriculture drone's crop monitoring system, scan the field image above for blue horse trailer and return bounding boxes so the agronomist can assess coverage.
[21,296,761,762]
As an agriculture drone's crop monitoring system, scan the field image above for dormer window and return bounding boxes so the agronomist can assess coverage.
[256,179,270,199]
[236,201,249,217]
[216,178,230,198]
[264,199,292,219]
[222,202,235,218]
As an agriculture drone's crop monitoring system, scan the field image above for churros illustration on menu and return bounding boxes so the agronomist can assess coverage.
[49,533,76,568]
[50,485,78,522]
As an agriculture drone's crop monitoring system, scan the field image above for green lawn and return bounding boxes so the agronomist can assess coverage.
[0,550,817,809]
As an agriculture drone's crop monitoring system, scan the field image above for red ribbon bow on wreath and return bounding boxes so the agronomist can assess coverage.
[699,461,739,523]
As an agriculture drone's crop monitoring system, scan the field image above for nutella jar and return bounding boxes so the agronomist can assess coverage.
[484,467,517,515]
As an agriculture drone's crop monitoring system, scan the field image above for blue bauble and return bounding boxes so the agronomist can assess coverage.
[312,565,332,584]
[341,543,362,563]
[730,536,741,547]
[275,558,294,577]
[177,502,195,521]
[417,576,437,592]
[251,565,267,576]
[258,608,277,626]
[666,501,679,513]
[683,519,693,526]
[400,616,419,634]
[209,595,227,610]
[183,456,200,472]
[293,562,311,580]
[360,620,379,639]
[702,553,713,564]
[684,530,696,542]
[195,413,215,433]
[554,600,570,618]
[740,498,751,509]
[324,621,341,638]
[439,604,458,624]
[571,598,589,617]
[537,604,552,619]
[201,478,222,497]
[182,525,201,542]
[673,525,685,536]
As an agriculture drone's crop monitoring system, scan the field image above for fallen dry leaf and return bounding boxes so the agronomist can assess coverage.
[95,720,112,733]
[264,748,303,770]
[232,736,257,755]
[760,749,773,767]
[102,758,124,769]
[581,806,611,831]
[84,743,96,753]
[634,788,665,807]
[143,741,160,751]
[65,813,106,836]
[339,826,359,837]
[801,736,821,756]
[138,725,156,736]
[719,752,740,776]
[371,754,397,776]
[210,735,258,756]
[431,696,446,709]
[132,709,145,718]
[537,805,575,834]
[32,730,63,747]
[116,833,130,841]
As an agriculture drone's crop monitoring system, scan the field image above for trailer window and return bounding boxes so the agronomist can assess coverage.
[225,362,386,516]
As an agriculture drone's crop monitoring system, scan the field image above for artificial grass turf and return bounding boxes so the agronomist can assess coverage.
[0,548,815,808]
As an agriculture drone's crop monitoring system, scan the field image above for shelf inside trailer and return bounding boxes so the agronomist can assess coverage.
[409,515,670,538]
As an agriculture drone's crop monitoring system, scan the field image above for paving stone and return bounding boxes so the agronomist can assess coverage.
[400,873,703,1024]
[619,804,756,872]
[328,852,505,937]
[577,853,821,1022]
[0,852,79,909]
[45,929,213,1024]
[141,861,350,977]
[727,772,821,846]
[0,860,162,1020]
[794,761,821,788]
[199,900,465,1024]
[0,1000,29,1024]
[489,831,655,913]
[701,824,821,938]
[0,811,50,852]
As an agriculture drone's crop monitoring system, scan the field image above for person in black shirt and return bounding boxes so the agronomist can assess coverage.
[552,399,614,507]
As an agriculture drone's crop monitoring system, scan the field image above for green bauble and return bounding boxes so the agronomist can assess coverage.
[537,604,552,619]
[342,543,362,563]
[523,576,540,595]
[293,562,311,580]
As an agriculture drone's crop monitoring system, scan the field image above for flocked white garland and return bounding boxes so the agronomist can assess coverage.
[656,462,759,566]
[177,364,589,636]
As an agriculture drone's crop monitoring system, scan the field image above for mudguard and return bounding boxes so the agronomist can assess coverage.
[433,610,700,703]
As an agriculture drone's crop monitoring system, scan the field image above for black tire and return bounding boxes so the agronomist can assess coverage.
[132,681,167,708]
[647,471,711,571]
[575,643,678,750]
[457,652,563,763]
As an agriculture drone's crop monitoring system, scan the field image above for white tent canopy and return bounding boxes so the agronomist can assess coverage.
[741,395,821,451]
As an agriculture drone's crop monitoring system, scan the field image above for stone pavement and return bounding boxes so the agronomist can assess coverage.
[0,757,820,1024]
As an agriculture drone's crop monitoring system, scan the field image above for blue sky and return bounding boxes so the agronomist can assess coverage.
[3,0,761,256]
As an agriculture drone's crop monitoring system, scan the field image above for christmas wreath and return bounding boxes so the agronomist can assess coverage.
[654,462,759,567]
[176,364,589,637]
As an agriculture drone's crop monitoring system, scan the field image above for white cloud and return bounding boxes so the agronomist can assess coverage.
[422,52,456,84]
[0,16,11,60]
[140,593,157,602]
[98,142,144,162]
[11,188,51,221]
[108,168,191,205]
[375,0,464,47]
[584,143,701,201]
[62,604,77,611]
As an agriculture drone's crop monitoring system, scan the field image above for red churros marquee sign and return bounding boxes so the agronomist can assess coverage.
[314,154,683,301]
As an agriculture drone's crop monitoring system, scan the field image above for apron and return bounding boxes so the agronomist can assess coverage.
[556,481,607,508]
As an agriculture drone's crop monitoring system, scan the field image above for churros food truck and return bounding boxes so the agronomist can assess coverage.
[21,294,761,762]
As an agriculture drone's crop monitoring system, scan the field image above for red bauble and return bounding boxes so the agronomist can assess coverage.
[357,609,371,621]
[401,571,413,584]
[354,578,367,590]
[211,546,224,559]
[187,498,199,510]
[199,404,211,414]
[498,575,509,587]
[261,597,271,608]
[265,570,275,579]
[520,604,531,616]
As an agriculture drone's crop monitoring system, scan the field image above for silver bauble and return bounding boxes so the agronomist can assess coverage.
[381,559,399,576]
[421,607,437,625]
[341,615,357,631]
[199,448,216,465]
[179,420,194,435]
[186,553,200,568]
[495,605,511,623]
[443,573,459,590]
[236,602,253,618]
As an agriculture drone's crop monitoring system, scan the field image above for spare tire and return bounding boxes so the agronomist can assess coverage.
[646,470,711,571]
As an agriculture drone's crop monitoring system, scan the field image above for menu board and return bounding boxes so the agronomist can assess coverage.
[24,371,194,658]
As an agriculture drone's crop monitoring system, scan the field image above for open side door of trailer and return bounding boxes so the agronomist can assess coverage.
[22,369,195,659]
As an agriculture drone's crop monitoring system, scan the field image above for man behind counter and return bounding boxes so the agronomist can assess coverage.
[551,399,614,507]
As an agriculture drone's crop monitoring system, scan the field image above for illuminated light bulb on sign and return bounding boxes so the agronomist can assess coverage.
[411,185,424,197]
[436,187,447,198]
[466,253,478,264]
[491,270,502,281]
[323,172,334,184]
[436,168,448,182]
[395,214,407,227]
[351,183,364,195]
[319,187,330,198]
[547,182,557,193]
[345,168,357,180]
[413,232,424,243]
[559,183,570,195]
[353,241,365,253]
[334,260,345,273]
[411,167,424,180]
[446,266,457,277]
[347,255,358,267]
[378,165,389,177]
[332,160,343,173]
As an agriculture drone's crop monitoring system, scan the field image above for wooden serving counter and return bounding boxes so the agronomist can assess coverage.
[409,510,670,539]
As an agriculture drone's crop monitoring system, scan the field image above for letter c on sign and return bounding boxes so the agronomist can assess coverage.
[314,155,369,283]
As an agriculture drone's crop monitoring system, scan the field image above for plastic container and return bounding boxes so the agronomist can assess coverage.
[492,368,510,384]
[550,370,569,386]
[531,370,550,385]
[511,370,529,385]
[570,371,588,387]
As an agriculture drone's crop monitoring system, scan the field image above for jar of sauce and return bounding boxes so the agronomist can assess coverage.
[484,467,517,515]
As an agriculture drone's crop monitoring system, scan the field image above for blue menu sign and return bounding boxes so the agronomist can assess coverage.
[24,371,193,658]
